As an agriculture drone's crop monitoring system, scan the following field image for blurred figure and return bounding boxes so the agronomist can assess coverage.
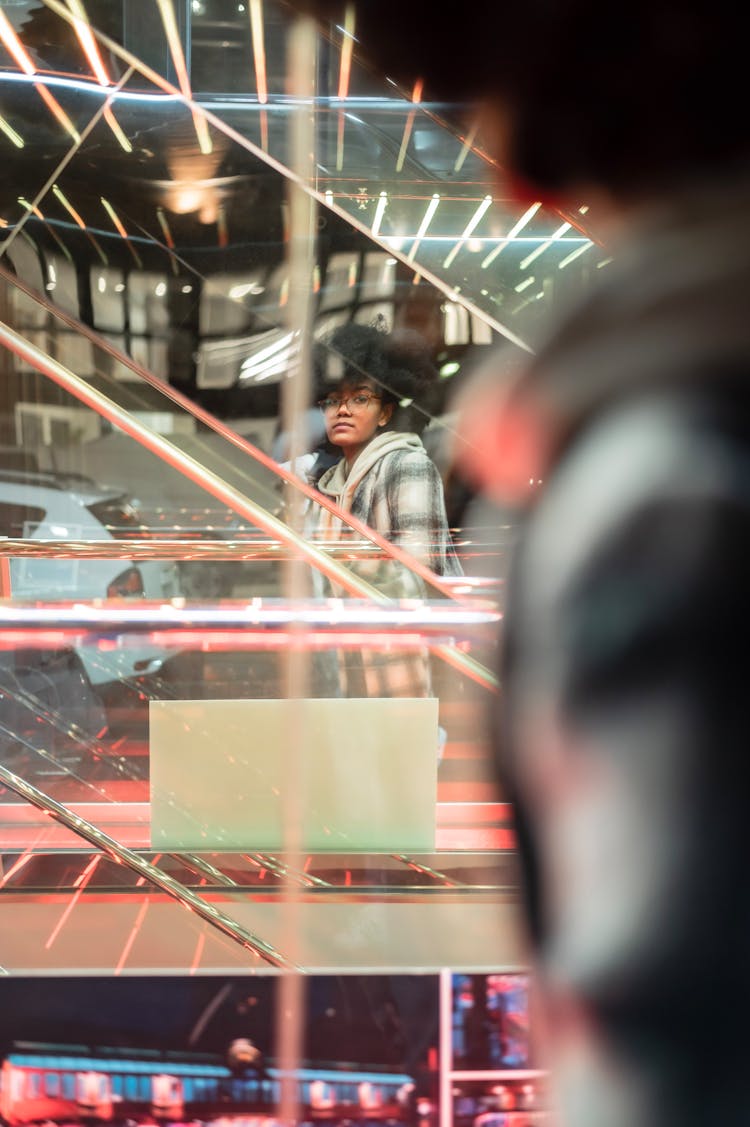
[446,3,750,1126]
[292,0,750,1123]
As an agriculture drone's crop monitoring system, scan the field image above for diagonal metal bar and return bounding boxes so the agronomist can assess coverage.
[0,761,301,970]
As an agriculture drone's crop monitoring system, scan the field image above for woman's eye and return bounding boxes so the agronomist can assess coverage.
[353,395,368,405]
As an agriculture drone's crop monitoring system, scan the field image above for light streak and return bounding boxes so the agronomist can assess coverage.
[481,201,542,268]
[102,103,132,152]
[190,932,205,973]
[156,0,212,153]
[0,112,23,148]
[370,191,388,236]
[520,220,572,270]
[66,0,110,86]
[45,855,101,949]
[558,241,593,269]
[34,81,81,142]
[18,195,73,261]
[396,78,423,172]
[115,897,150,974]
[52,183,108,263]
[407,193,440,262]
[0,8,35,73]
[52,183,86,229]
[248,0,268,104]
[156,206,175,249]
[453,120,479,172]
[0,850,33,887]
[101,197,142,266]
[443,195,492,269]
[334,6,354,169]
[337,4,355,99]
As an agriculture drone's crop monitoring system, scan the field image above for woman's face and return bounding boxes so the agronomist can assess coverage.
[320,379,393,464]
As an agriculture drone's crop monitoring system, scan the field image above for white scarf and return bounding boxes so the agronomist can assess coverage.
[314,431,424,538]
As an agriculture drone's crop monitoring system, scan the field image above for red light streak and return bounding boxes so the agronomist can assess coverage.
[34,82,81,142]
[156,0,212,154]
[46,855,101,949]
[396,79,424,173]
[190,931,205,973]
[0,850,33,887]
[115,897,150,973]
[336,6,354,100]
[0,9,36,74]
[147,630,430,649]
[67,0,111,86]
[249,0,268,105]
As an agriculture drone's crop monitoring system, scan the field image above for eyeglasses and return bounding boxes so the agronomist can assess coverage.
[317,392,382,412]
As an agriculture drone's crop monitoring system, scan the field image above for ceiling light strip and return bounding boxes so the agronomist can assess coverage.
[34,81,81,142]
[443,194,492,269]
[66,0,111,86]
[0,8,35,72]
[370,190,388,236]
[336,4,355,99]
[336,110,345,170]
[0,11,82,141]
[395,78,423,173]
[481,201,542,269]
[102,103,132,152]
[407,193,440,262]
[453,120,479,173]
[0,64,134,263]
[18,196,73,262]
[101,197,143,267]
[558,241,592,269]
[156,0,212,154]
[52,183,108,264]
[0,112,23,148]
[519,220,572,270]
[248,0,268,105]
[52,183,86,229]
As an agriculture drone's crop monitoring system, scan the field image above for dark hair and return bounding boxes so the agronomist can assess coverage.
[314,321,437,436]
[291,0,750,203]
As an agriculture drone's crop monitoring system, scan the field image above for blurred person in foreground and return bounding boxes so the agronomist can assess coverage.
[444,4,750,1126]
[293,0,750,1123]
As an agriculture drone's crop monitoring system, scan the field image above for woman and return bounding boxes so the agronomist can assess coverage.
[308,322,462,701]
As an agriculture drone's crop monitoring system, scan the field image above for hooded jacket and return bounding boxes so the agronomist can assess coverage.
[312,430,462,698]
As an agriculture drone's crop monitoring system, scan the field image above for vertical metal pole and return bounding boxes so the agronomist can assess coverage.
[439,969,454,1127]
[277,9,318,1123]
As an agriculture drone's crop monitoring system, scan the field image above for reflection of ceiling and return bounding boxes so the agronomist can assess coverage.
[0,0,610,358]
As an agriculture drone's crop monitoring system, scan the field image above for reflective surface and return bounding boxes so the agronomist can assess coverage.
[0,0,569,991]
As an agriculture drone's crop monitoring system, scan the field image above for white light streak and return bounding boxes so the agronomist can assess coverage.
[443,195,492,269]
[519,221,572,270]
[481,201,542,269]
[370,191,388,236]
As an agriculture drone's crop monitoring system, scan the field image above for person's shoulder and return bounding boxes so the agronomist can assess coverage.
[382,440,435,471]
